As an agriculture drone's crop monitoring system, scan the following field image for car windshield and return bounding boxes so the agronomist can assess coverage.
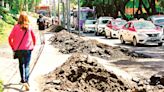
[99,20,109,24]
[155,19,164,24]
[85,20,96,24]
[113,21,127,27]
[134,21,156,29]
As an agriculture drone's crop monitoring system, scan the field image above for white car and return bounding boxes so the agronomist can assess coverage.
[95,17,113,35]
[105,19,127,38]
[119,19,164,46]
[82,19,96,33]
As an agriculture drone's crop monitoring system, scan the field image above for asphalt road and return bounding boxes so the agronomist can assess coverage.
[80,32,164,79]
[82,32,164,59]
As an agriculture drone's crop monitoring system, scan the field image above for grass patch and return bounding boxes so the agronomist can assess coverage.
[0,19,12,45]
[0,80,3,92]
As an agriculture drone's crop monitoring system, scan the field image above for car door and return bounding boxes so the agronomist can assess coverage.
[105,21,112,35]
[126,22,135,41]
[121,23,130,41]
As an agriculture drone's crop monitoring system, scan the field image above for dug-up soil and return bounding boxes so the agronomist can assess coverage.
[39,53,136,92]
[49,30,151,60]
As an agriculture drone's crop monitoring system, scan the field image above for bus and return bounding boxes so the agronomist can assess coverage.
[35,6,51,17]
[71,7,95,30]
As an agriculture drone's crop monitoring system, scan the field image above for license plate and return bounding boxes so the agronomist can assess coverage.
[150,38,157,41]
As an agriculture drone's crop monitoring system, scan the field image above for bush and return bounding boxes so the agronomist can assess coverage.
[0,19,8,34]
[0,6,16,25]
[0,80,3,92]
[0,19,12,43]
[2,14,16,25]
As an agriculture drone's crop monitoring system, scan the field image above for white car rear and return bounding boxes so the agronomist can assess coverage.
[83,20,96,33]
[95,17,113,35]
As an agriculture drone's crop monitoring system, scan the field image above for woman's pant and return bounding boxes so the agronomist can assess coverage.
[18,50,32,83]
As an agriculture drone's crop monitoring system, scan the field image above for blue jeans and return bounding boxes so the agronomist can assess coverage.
[18,50,32,83]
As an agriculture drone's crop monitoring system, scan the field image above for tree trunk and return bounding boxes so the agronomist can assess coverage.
[142,0,151,15]
[135,0,143,18]
[113,0,128,20]
[0,0,3,6]
[150,0,157,14]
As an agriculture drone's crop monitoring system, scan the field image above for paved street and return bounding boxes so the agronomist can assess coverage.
[82,32,164,79]
[83,33,164,59]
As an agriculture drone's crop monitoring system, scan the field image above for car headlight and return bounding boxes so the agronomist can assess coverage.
[98,27,104,29]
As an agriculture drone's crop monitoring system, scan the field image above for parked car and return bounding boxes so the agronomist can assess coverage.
[105,19,127,38]
[119,19,164,46]
[95,17,113,35]
[82,19,96,33]
[147,15,164,28]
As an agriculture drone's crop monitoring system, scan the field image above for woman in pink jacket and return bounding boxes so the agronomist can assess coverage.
[8,12,36,90]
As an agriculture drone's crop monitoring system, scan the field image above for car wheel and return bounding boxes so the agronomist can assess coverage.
[95,31,99,36]
[109,32,112,38]
[120,35,125,44]
[133,37,138,46]
[105,32,108,38]
[83,28,86,33]
[158,42,163,46]
[95,29,99,36]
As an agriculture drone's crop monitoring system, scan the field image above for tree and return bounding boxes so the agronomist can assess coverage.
[2,0,41,14]
[76,0,162,20]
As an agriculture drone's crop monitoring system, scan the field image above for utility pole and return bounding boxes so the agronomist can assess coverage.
[62,0,65,27]
[53,0,56,17]
[67,0,70,32]
[58,0,60,25]
[133,0,135,17]
[78,0,80,36]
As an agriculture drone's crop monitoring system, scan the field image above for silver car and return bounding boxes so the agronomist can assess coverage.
[82,19,96,33]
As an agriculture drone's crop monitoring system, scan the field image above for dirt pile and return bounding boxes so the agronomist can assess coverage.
[150,71,164,86]
[50,30,149,60]
[40,53,135,92]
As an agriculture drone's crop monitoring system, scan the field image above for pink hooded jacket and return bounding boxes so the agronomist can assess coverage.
[8,24,36,51]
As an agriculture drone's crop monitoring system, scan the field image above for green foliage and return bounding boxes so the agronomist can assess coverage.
[0,19,8,34]
[0,80,3,92]
[2,14,16,25]
[0,19,12,43]
[0,6,16,25]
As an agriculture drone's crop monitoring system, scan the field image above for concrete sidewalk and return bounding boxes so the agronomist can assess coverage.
[29,32,70,92]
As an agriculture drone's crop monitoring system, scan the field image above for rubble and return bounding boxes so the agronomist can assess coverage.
[150,71,164,86]
[50,30,151,60]
[40,53,136,92]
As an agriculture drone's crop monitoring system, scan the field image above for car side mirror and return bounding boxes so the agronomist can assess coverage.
[107,24,112,27]
[156,26,162,30]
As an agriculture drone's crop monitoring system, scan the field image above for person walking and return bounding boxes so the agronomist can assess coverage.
[37,14,45,44]
[8,11,36,91]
